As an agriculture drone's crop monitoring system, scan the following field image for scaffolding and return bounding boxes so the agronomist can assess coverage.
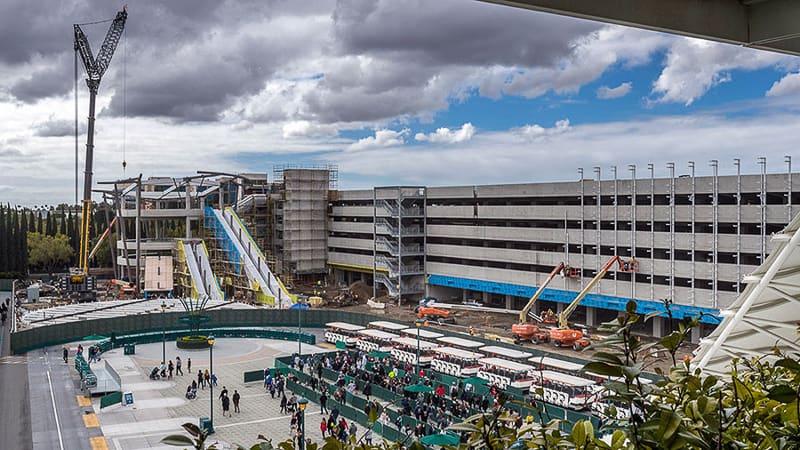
[272,165,337,277]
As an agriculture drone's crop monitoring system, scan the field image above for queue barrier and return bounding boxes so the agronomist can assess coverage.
[100,391,123,409]
[244,370,265,383]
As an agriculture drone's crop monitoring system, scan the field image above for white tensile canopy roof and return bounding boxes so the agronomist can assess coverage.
[693,213,800,376]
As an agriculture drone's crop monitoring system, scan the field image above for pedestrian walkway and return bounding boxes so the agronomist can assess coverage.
[93,338,338,449]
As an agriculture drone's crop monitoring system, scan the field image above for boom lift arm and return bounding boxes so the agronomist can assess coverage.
[557,256,636,329]
[518,262,565,324]
[74,6,128,274]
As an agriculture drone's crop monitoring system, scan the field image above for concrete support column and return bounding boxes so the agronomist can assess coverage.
[505,295,514,310]
[585,306,597,327]
[556,302,565,315]
[690,325,702,344]
[652,316,665,338]
[482,291,490,304]
[462,290,468,302]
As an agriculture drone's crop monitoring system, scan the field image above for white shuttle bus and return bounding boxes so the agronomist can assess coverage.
[436,336,485,351]
[324,322,365,347]
[431,346,484,377]
[400,328,444,340]
[368,321,408,332]
[477,357,535,389]
[356,328,399,353]
[479,345,533,363]
[529,369,598,410]
[390,336,439,367]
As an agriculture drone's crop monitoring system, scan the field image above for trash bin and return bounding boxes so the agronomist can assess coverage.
[199,416,213,433]
[123,344,135,355]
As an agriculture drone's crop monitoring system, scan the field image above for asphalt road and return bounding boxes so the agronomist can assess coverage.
[0,293,33,450]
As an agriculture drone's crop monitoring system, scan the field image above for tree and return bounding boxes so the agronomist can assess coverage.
[27,232,74,273]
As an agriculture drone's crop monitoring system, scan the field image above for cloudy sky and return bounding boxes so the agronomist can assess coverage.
[1,0,800,206]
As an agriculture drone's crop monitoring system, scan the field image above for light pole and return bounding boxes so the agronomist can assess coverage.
[297,302,302,356]
[207,335,215,434]
[298,397,308,450]
[160,299,167,364]
[414,319,423,379]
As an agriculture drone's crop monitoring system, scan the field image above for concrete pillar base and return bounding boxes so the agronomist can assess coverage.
[690,324,702,344]
[652,316,665,338]
[505,295,513,310]
[585,306,597,327]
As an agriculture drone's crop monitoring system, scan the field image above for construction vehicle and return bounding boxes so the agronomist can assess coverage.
[549,256,638,350]
[61,7,128,302]
[511,262,567,344]
[415,297,454,322]
[107,279,137,300]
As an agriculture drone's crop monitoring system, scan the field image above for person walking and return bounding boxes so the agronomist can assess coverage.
[204,369,210,387]
[187,357,191,373]
[364,428,373,445]
[168,360,174,379]
[320,391,329,414]
[320,417,327,437]
[221,393,231,417]
[176,356,183,376]
[219,386,228,400]
[62,346,69,364]
[232,390,240,413]
[280,394,288,414]
[197,370,205,389]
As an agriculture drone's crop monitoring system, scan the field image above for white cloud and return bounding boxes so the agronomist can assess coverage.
[597,82,632,99]
[652,37,789,105]
[332,112,800,188]
[766,72,800,97]
[414,123,475,144]
[346,128,408,152]
[282,121,339,139]
[513,119,571,140]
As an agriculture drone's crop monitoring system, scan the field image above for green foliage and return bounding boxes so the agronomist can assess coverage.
[161,423,216,450]
[27,232,73,273]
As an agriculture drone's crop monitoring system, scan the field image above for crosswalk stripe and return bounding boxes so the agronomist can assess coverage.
[89,437,108,450]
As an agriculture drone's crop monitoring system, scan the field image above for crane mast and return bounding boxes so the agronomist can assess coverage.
[66,6,127,301]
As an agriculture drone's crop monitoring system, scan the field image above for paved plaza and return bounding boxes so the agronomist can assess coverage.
[90,337,340,450]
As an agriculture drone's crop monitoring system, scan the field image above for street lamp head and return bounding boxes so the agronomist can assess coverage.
[414,319,423,328]
[207,335,215,346]
[298,397,308,411]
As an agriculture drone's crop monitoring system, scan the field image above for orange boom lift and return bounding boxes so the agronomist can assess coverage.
[549,256,638,351]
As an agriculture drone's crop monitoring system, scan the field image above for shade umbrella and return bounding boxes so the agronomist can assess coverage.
[404,383,434,393]
[419,432,460,446]
[367,350,391,358]
[461,376,488,386]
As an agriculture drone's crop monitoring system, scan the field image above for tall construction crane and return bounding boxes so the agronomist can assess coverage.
[63,6,128,302]
[510,262,566,344]
[549,256,638,350]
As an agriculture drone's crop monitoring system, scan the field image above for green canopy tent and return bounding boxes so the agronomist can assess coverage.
[419,432,460,447]
[404,383,434,393]
[335,341,347,350]
[367,350,391,358]
[82,335,108,341]
[461,376,488,386]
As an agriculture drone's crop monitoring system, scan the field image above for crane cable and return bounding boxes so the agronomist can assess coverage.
[122,26,127,174]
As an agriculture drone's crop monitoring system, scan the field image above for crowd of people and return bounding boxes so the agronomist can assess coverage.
[281,349,536,445]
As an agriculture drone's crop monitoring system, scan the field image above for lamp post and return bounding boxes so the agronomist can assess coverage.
[414,319,423,379]
[297,302,302,356]
[160,299,167,364]
[298,397,308,450]
[207,335,215,434]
